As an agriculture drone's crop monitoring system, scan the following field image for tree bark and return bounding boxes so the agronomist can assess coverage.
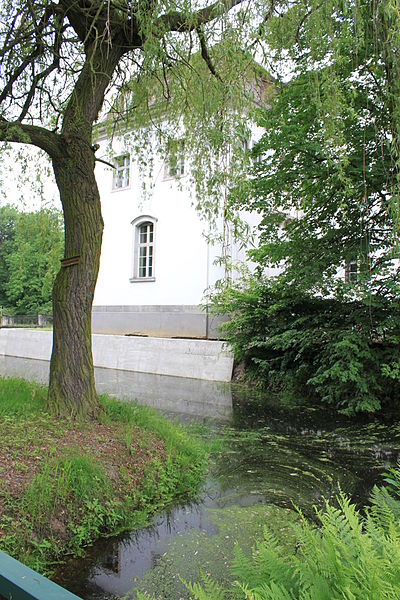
[48,137,103,418]
[45,38,124,419]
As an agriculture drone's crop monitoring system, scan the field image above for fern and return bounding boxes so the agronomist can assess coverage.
[292,491,399,599]
[185,467,400,599]
[231,532,295,593]
[236,580,295,599]
[182,572,226,600]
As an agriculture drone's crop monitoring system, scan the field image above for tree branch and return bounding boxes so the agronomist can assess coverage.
[296,2,324,45]
[18,52,63,122]
[0,119,61,159]
[196,26,222,81]
[0,4,63,106]
[157,0,244,32]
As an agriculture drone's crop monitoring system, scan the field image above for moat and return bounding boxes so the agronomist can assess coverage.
[1,355,399,599]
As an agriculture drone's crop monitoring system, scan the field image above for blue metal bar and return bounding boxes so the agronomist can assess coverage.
[0,550,82,600]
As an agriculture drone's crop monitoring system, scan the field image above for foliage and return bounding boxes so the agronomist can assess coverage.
[0,205,63,314]
[234,0,399,292]
[130,504,300,600]
[183,573,227,600]
[0,0,273,416]
[0,204,18,308]
[209,0,400,416]
[247,69,397,290]
[263,0,400,221]
[188,464,400,599]
[99,394,209,499]
[210,276,400,414]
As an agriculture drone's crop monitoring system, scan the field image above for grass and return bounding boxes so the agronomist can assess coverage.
[0,376,208,575]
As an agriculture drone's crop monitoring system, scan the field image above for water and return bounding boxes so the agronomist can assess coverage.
[0,355,232,421]
[1,355,399,599]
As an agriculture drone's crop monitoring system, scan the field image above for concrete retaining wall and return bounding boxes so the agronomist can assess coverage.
[91,305,228,339]
[0,329,233,382]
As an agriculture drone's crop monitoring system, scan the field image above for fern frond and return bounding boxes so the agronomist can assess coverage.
[182,572,226,600]
[370,485,400,530]
[235,579,295,600]
[231,544,259,587]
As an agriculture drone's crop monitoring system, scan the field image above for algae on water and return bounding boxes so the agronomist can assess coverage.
[127,504,299,600]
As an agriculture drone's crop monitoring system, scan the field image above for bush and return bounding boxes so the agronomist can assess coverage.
[209,277,400,415]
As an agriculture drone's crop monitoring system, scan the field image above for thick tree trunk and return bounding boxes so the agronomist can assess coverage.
[47,139,103,418]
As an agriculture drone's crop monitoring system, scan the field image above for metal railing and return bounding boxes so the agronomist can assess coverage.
[0,550,81,599]
[0,314,53,328]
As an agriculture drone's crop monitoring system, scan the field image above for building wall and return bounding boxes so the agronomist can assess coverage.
[93,137,227,310]
[90,125,281,338]
[0,329,234,381]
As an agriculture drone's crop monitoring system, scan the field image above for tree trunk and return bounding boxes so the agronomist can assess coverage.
[48,138,103,418]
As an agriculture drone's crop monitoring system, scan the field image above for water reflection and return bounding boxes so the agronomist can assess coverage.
[1,355,400,599]
[0,356,232,421]
[56,502,220,599]
[54,383,400,599]
[56,403,400,599]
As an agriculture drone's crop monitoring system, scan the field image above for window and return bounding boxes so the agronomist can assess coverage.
[113,154,130,189]
[345,259,358,283]
[137,222,154,278]
[130,216,157,282]
[165,140,185,178]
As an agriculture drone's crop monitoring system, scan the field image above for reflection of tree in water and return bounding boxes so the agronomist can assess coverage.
[102,546,121,575]
[225,388,400,513]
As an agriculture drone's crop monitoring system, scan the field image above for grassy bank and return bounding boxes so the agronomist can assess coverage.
[0,377,208,575]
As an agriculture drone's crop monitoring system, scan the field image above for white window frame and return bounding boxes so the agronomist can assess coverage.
[113,154,130,190]
[130,215,157,282]
[164,140,185,179]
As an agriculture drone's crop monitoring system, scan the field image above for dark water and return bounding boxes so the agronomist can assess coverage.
[1,356,399,599]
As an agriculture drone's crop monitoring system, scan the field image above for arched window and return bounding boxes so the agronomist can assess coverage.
[130,216,157,281]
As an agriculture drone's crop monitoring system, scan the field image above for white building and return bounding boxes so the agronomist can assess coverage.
[92,132,260,339]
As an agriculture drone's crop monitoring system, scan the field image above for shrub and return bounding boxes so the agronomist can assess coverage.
[209,277,400,415]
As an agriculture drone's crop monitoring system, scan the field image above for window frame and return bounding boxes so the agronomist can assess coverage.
[345,259,358,283]
[112,154,131,190]
[164,140,185,179]
[130,215,157,283]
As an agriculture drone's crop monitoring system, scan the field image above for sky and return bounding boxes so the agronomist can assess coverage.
[0,144,61,212]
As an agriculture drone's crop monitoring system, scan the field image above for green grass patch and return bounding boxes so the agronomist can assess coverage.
[0,377,208,575]
[0,377,48,416]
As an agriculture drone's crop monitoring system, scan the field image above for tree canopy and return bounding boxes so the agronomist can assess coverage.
[235,0,400,296]
[209,0,400,415]
[1,0,398,417]
[0,205,63,314]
